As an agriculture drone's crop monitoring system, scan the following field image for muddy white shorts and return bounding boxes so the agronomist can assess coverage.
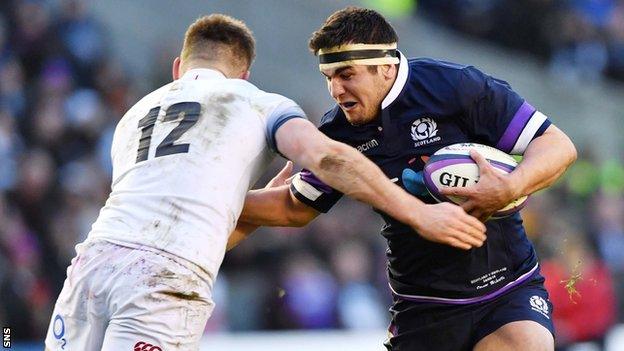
[44,239,214,351]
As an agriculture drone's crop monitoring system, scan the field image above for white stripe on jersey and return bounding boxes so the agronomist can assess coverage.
[511,111,548,154]
[292,173,323,201]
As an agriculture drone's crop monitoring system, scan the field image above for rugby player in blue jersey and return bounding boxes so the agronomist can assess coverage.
[231,7,576,351]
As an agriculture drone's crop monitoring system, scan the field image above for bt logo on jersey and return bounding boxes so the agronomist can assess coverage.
[134,341,163,351]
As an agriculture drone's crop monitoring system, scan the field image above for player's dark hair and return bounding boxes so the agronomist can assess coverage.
[182,14,256,70]
[309,7,398,55]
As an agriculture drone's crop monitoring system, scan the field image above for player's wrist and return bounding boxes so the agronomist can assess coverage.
[506,169,528,200]
[399,196,426,231]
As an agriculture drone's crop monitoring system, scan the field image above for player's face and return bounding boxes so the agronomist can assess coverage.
[322,65,389,125]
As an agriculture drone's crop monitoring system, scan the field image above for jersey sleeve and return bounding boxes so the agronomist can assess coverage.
[290,169,343,213]
[457,66,551,155]
[252,92,307,156]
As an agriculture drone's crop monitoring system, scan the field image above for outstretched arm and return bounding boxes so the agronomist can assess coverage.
[273,118,487,250]
[226,161,314,250]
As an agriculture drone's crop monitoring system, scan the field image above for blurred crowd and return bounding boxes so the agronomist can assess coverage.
[0,0,137,340]
[1,1,624,350]
[419,0,624,82]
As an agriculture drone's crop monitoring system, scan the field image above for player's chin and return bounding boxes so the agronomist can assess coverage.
[344,110,371,125]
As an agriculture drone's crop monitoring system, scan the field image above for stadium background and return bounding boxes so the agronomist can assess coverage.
[1,0,624,350]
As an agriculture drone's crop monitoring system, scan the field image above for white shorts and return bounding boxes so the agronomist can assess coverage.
[45,239,214,351]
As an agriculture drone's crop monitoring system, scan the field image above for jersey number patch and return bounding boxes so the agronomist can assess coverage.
[136,102,201,163]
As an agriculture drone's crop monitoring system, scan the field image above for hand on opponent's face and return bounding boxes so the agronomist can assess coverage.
[440,150,518,222]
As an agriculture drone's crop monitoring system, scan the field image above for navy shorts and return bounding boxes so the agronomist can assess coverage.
[384,277,555,351]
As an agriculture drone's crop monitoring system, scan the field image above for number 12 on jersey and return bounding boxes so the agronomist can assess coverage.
[136,102,201,163]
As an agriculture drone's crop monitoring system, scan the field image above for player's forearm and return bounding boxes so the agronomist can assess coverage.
[226,221,259,251]
[240,186,316,227]
[508,125,577,198]
[310,141,424,227]
[240,186,291,225]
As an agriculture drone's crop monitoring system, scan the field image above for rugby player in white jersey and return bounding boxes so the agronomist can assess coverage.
[44,14,486,351]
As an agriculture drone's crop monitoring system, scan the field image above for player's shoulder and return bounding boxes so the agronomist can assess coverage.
[319,105,344,127]
[317,105,350,139]
[407,57,480,81]
[131,83,175,111]
[118,83,173,124]
[247,84,302,116]
[405,57,490,93]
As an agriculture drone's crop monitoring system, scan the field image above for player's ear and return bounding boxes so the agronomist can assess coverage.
[240,70,250,80]
[172,57,182,80]
[380,64,395,80]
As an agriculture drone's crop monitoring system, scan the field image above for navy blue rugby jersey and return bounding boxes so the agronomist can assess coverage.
[290,52,552,304]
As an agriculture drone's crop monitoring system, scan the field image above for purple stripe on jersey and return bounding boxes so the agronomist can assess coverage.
[390,263,539,305]
[496,101,536,153]
[300,170,333,193]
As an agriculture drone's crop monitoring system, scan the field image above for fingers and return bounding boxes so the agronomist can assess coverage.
[443,204,487,247]
[266,161,294,188]
[454,218,486,247]
[462,214,486,237]
[460,200,476,212]
[274,161,293,183]
[284,174,296,185]
[441,186,472,197]
[278,161,293,177]
[445,227,484,250]
[470,150,492,174]
[446,237,472,250]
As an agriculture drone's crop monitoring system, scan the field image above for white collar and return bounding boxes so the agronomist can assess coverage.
[180,68,226,81]
[381,50,409,109]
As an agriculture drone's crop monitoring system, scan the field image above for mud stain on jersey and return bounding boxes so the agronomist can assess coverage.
[162,291,201,301]
[196,93,241,151]
[157,267,176,278]
[169,200,182,224]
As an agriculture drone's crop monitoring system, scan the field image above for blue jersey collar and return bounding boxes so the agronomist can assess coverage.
[381,51,409,109]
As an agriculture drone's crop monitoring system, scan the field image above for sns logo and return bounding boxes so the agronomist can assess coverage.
[529,296,550,319]
[53,314,67,349]
[134,341,163,351]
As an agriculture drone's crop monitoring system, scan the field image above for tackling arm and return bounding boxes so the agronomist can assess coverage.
[241,185,319,227]
[274,118,487,250]
[275,118,423,228]
[226,185,320,251]
[226,161,319,251]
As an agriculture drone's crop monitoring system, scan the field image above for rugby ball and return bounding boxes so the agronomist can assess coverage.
[423,143,528,218]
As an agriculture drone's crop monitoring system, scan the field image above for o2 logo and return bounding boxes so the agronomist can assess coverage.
[53,314,67,349]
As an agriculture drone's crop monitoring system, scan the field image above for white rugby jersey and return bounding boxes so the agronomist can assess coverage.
[88,68,305,277]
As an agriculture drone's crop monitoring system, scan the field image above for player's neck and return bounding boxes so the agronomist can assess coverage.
[182,59,237,79]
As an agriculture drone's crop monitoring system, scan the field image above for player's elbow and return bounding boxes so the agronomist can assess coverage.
[545,125,577,169]
[561,134,577,167]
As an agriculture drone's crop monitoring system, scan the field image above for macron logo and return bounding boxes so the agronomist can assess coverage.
[357,139,379,152]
